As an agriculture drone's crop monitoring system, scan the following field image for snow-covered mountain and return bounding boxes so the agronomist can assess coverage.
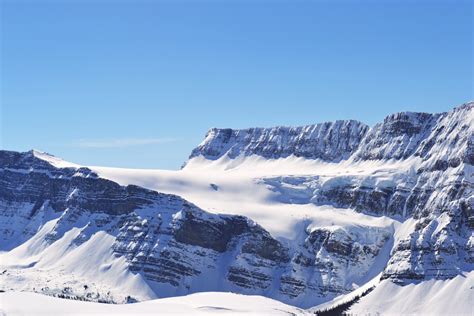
[1,102,473,315]
[0,149,390,308]
[187,102,474,282]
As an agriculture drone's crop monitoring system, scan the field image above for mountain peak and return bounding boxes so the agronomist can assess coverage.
[28,149,79,169]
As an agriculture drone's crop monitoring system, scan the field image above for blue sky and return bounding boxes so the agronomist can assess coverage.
[1,0,472,169]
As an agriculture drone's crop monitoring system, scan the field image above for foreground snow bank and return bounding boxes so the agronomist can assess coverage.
[0,291,308,316]
[348,271,474,316]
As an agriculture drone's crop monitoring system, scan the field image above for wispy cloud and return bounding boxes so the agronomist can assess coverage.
[73,137,178,148]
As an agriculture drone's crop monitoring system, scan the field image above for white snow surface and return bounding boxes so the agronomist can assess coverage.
[309,271,474,316]
[348,270,474,316]
[0,291,308,316]
[91,155,409,239]
[31,149,80,168]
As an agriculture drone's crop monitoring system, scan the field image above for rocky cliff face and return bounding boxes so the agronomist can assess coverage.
[187,103,472,167]
[188,120,369,162]
[381,103,474,282]
[353,111,442,160]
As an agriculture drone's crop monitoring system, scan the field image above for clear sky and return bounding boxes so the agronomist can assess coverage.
[1,0,472,169]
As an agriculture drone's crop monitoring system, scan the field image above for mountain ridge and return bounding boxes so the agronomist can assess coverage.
[186,102,473,166]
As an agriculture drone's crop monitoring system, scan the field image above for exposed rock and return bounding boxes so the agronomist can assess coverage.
[187,120,369,162]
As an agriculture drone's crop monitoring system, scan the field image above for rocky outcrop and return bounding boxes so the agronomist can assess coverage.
[188,120,369,162]
[353,111,441,160]
[279,226,390,301]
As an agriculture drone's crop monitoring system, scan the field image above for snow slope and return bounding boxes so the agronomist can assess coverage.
[348,270,474,315]
[0,291,308,316]
[92,156,403,239]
